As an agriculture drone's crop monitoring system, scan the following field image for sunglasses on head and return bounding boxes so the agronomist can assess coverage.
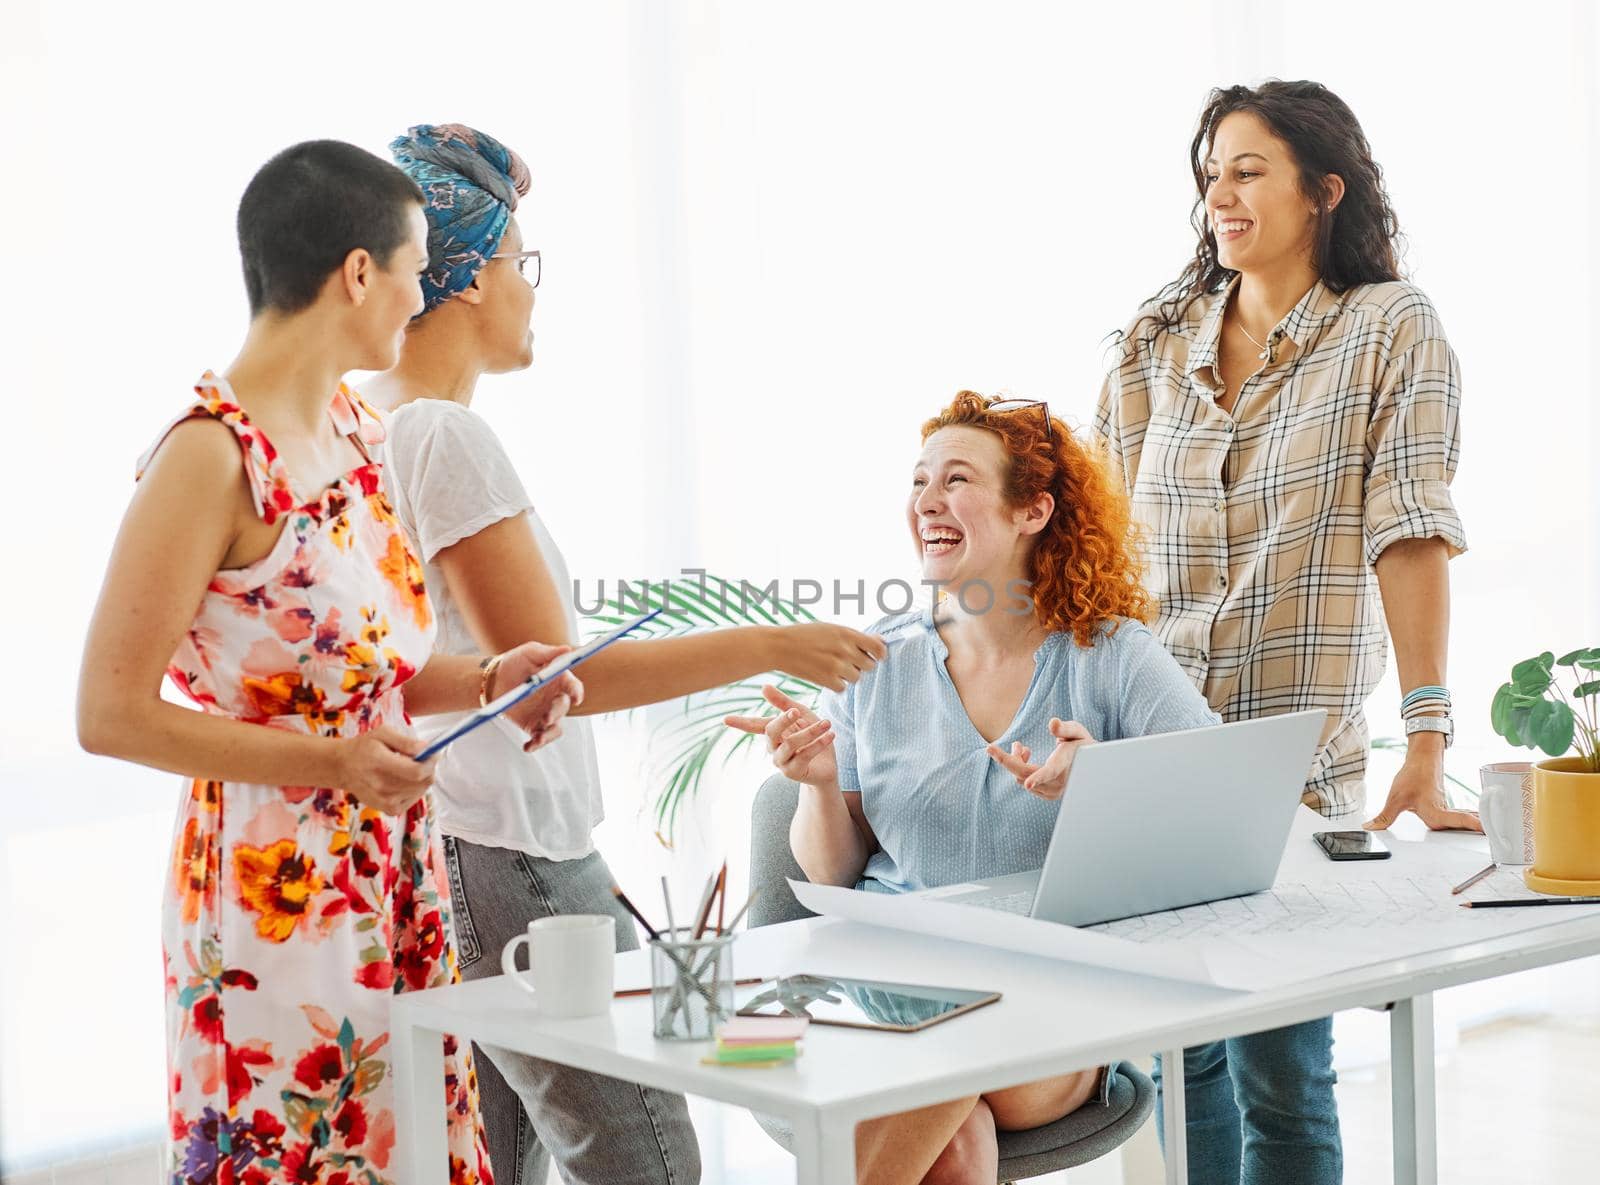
[987,398,1053,440]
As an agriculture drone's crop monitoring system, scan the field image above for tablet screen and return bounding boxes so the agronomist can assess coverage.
[736,973,1000,1032]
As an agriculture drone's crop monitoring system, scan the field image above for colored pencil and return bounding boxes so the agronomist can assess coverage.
[611,884,660,940]
[690,866,722,939]
[714,865,728,934]
[1450,864,1497,895]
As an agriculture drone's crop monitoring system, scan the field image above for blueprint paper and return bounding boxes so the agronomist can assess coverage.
[791,879,1219,986]
[791,811,1600,992]
[1091,868,1600,989]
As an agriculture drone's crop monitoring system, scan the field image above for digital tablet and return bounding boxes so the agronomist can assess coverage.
[736,973,1001,1033]
[413,607,663,761]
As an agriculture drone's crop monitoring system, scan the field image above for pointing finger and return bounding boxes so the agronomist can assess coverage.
[762,684,806,713]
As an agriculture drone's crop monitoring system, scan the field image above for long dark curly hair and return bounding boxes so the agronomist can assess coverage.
[1142,80,1404,334]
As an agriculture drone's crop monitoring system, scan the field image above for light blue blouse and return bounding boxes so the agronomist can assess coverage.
[821,610,1221,894]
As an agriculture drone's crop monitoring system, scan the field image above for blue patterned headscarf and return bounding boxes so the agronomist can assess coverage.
[390,123,532,312]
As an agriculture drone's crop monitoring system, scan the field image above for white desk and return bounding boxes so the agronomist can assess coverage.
[392,820,1600,1185]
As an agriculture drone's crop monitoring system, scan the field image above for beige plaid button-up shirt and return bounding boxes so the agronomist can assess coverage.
[1094,279,1467,816]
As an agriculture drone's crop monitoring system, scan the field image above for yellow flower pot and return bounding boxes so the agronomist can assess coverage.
[1524,757,1600,896]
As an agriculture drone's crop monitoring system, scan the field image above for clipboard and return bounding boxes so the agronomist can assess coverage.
[413,607,663,761]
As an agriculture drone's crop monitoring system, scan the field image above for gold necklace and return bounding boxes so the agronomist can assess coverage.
[1234,314,1274,363]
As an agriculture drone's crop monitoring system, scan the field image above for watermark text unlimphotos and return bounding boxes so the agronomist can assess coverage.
[572,570,1036,618]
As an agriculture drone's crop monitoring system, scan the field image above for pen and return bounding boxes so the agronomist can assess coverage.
[1459,897,1599,908]
[1450,864,1497,895]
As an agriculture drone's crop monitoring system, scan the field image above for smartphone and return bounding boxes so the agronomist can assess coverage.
[1313,830,1391,861]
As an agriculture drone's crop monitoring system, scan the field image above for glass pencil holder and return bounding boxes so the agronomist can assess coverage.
[650,929,735,1041]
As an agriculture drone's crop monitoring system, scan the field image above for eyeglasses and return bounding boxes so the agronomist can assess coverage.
[490,248,541,288]
[987,398,1053,441]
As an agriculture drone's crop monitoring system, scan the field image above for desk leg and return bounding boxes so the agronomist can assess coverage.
[791,1110,857,1185]
[390,1015,449,1185]
[1390,993,1438,1185]
[1161,1048,1189,1185]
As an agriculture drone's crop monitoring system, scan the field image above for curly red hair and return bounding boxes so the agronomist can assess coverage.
[920,392,1154,646]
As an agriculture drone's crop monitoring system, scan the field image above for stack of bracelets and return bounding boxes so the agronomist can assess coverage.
[1402,684,1454,748]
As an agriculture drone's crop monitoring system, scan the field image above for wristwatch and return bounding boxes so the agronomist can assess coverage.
[1404,715,1454,748]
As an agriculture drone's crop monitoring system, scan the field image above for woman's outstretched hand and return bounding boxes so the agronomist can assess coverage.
[768,623,887,692]
[725,684,839,788]
[987,718,1095,801]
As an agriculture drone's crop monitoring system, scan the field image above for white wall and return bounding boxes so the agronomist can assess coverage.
[2,0,1596,1170]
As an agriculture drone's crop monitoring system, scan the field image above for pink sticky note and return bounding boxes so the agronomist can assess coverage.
[717,1016,810,1044]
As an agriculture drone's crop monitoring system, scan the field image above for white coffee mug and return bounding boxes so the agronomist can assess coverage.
[1479,761,1535,866]
[501,914,616,1018]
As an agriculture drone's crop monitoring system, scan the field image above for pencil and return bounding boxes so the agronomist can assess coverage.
[690,867,721,939]
[1450,863,1496,895]
[662,875,679,939]
[1459,897,1599,908]
[714,864,728,935]
[611,884,661,940]
[680,887,765,984]
[720,887,761,934]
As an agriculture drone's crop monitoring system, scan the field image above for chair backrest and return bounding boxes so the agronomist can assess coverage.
[747,775,818,928]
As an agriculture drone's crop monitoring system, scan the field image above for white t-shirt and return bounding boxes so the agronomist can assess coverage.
[379,397,603,860]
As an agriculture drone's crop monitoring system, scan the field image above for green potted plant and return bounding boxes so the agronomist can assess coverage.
[1491,648,1600,895]
[587,574,824,845]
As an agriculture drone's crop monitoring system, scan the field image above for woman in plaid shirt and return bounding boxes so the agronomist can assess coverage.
[1096,80,1476,1184]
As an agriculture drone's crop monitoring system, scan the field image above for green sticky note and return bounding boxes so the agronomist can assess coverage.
[714,1043,798,1064]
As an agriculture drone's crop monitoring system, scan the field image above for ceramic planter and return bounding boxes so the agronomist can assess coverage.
[1525,757,1600,896]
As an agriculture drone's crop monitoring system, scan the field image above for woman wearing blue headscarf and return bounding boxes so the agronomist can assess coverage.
[363,125,885,1185]
[390,125,533,316]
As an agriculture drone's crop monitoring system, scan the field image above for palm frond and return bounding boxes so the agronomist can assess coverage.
[584,573,823,844]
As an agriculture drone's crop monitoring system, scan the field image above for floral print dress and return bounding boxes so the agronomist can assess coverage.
[145,373,493,1185]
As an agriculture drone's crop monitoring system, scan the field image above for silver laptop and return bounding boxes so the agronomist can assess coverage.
[941,710,1327,927]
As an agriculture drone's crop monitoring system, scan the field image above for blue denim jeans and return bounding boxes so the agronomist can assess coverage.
[443,836,702,1185]
[1153,1017,1341,1185]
